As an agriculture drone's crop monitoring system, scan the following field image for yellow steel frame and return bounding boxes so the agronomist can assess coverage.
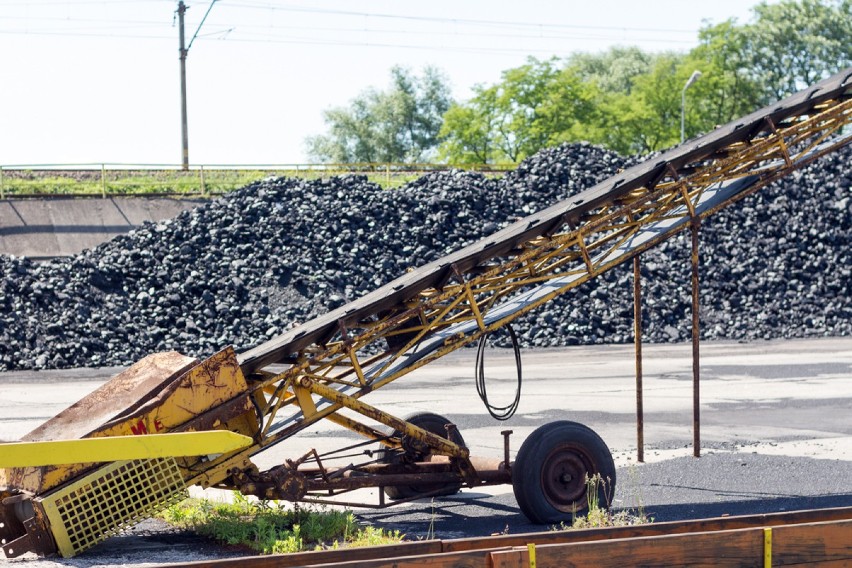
[0,432,253,468]
[38,457,187,557]
[6,347,257,495]
[189,97,851,489]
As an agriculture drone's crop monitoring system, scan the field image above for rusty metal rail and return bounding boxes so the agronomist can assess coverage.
[157,506,852,568]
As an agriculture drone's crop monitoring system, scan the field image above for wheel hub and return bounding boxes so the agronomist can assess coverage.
[540,445,590,513]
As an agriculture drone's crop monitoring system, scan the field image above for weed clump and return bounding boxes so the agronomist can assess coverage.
[161,492,403,554]
[553,474,651,531]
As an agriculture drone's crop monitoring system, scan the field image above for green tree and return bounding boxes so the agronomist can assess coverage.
[438,85,499,164]
[492,58,567,161]
[676,0,850,141]
[306,66,452,163]
[535,66,605,148]
[589,0,851,153]
[684,20,764,132]
[436,0,851,162]
[438,58,602,163]
[744,0,852,101]
[599,53,686,154]
[569,46,655,95]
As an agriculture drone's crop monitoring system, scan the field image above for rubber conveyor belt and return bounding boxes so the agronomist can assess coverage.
[256,172,765,435]
[238,67,852,375]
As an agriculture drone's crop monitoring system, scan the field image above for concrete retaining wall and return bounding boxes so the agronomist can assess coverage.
[0,197,205,259]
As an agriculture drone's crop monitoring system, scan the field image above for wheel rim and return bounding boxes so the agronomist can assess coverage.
[381,413,465,499]
[539,442,595,513]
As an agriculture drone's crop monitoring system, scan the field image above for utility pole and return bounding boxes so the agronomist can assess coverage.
[178,1,189,170]
[176,0,218,170]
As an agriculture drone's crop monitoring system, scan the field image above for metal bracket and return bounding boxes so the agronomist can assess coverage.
[2,516,56,558]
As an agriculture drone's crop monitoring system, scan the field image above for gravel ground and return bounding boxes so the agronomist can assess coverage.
[357,451,852,541]
[4,451,850,567]
[3,338,851,566]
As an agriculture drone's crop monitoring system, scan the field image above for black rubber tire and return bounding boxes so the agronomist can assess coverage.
[381,412,466,500]
[512,420,616,524]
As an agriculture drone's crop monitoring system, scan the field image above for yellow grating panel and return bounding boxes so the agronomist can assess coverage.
[38,458,187,558]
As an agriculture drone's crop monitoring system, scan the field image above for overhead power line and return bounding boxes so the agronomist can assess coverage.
[187,0,217,50]
[2,4,700,36]
[0,0,162,5]
[225,1,698,34]
[0,27,694,51]
[0,2,700,50]
[0,15,693,40]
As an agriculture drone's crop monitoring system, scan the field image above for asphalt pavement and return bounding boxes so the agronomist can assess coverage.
[1,337,851,566]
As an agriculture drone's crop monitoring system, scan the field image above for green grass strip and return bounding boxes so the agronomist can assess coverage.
[161,492,403,554]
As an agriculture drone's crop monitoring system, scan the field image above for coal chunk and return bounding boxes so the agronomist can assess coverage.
[0,141,849,371]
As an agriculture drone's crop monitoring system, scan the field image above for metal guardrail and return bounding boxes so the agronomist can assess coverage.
[0,162,517,199]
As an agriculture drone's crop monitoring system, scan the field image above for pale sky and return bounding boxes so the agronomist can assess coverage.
[0,0,768,166]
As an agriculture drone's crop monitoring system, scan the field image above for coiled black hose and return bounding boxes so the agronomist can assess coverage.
[475,324,522,421]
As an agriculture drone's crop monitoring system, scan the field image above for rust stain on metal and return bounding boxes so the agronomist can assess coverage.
[22,352,197,443]
[4,348,251,494]
[691,220,701,458]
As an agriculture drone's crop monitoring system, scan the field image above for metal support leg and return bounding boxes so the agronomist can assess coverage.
[691,221,701,458]
[633,255,644,463]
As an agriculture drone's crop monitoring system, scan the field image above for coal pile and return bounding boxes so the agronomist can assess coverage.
[0,142,849,371]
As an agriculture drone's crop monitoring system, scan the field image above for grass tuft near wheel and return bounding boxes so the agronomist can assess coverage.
[512,420,616,524]
[381,412,466,500]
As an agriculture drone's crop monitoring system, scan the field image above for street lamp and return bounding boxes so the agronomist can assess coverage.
[681,70,702,144]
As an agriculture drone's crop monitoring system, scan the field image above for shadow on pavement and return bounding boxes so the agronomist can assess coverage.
[356,492,852,541]
[642,493,852,522]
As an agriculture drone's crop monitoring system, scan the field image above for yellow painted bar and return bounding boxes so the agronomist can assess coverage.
[0,431,252,467]
[764,527,772,568]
